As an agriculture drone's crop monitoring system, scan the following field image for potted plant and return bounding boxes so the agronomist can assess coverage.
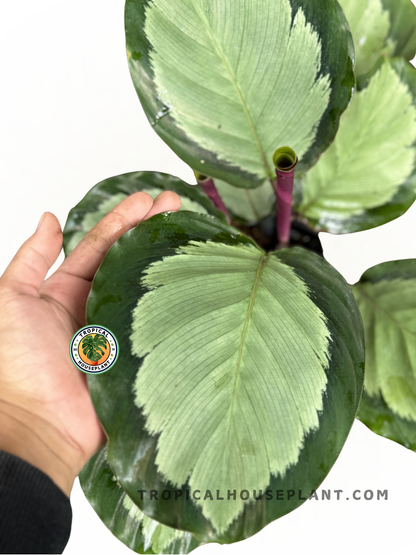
[4,0,416,552]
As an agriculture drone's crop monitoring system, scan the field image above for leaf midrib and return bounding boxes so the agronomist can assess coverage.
[190,1,273,179]
[225,253,269,448]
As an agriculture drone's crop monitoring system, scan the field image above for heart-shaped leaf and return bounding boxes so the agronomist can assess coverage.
[63,171,226,255]
[352,259,416,452]
[79,446,201,554]
[296,58,416,234]
[125,0,354,188]
[86,211,364,543]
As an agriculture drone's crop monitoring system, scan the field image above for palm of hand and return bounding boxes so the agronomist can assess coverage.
[0,288,104,463]
[0,190,180,494]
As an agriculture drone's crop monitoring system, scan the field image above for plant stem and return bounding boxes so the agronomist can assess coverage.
[194,172,231,222]
[272,147,298,248]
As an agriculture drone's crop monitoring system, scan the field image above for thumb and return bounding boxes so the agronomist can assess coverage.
[0,212,63,296]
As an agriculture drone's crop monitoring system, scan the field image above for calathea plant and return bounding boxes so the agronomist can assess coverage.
[62,0,416,552]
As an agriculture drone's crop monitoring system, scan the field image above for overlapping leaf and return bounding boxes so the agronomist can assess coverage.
[86,211,364,543]
[79,446,201,554]
[338,0,416,78]
[125,0,354,188]
[297,59,416,234]
[382,0,416,61]
[214,178,275,225]
[353,259,416,452]
[338,0,394,77]
[63,171,225,254]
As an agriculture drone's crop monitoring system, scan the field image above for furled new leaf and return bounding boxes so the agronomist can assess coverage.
[86,211,364,544]
[125,0,354,188]
[297,59,416,234]
[79,446,201,554]
[63,171,226,255]
[353,259,416,452]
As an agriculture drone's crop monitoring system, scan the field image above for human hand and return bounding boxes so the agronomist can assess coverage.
[0,191,181,496]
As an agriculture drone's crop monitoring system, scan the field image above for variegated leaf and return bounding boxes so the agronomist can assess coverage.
[79,446,201,554]
[125,0,354,187]
[297,59,416,234]
[63,171,226,255]
[353,259,416,453]
[86,211,364,543]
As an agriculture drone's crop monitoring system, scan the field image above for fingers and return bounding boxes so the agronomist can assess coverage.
[58,191,153,283]
[38,190,180,327]
[57,190,181,283]
[0,213,62,296]
[143,190,181,220]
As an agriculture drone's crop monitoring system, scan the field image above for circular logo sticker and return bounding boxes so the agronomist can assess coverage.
[69,326,119,374]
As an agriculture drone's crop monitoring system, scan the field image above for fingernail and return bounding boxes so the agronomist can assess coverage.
[36,212,47,231]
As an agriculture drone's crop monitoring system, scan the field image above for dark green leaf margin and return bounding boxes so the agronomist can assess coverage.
[79,445,201,554]
[63,170,226,255]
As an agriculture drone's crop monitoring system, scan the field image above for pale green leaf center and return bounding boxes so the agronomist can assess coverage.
[353,278,416,421]
[130,240,331,533]
[145,0,331,179]
[299,63,416,224]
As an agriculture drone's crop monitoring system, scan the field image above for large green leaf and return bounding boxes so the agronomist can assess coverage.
[352,259,416,452]
[125,0,354,188]
[296,58,416,234]
[86,211,364,544]
[79,446,201,554]
[63,171,226,255]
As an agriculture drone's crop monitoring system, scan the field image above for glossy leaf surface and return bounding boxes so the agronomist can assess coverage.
[125,0,354,188]
[86,211,364,543]
[63,171,226,255]
[353,259,416,452]
[297,59,416,234]
[79,446,201,554]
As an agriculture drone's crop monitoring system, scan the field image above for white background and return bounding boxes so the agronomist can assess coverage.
[1,1,416,553]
